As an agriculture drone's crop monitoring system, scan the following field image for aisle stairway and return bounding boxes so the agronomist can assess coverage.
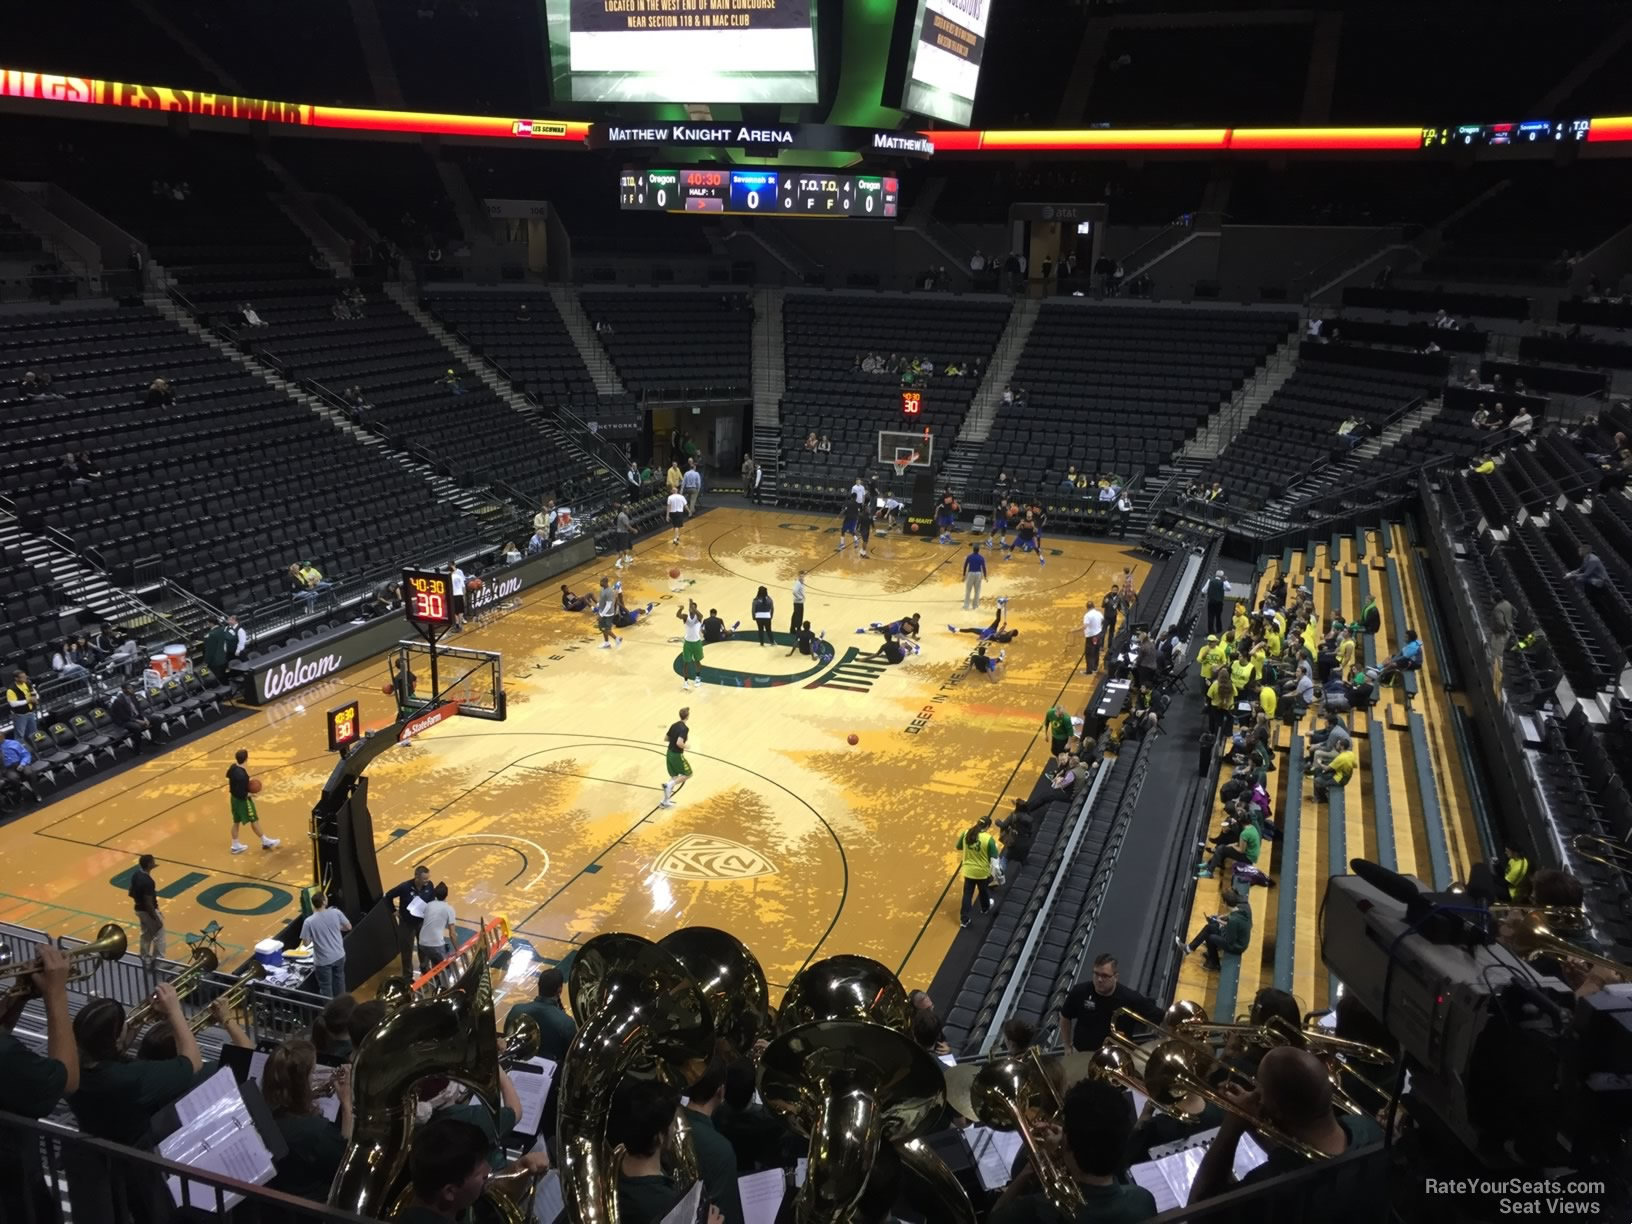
[1179,323,1304,461]
[548,286,624,395]
[942,298,1038,497]
[751,286,786,499]
[1173,525,1479,1016]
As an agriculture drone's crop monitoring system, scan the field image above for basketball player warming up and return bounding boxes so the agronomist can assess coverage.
[660,708,691,808]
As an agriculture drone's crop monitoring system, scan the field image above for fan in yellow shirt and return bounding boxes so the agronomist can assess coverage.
[1232,605,1249,639]
[1258,684,1279,719]
[1336,632,1356,674]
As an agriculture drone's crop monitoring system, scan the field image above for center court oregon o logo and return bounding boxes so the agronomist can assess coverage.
[671,631,891,692]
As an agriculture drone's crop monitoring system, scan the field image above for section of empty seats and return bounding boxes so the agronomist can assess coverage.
[0,548,64,681]
[0,305,477,611]
[578,290,753,398]
[1214,344,1442,508]
[423,291,597,406]
[779,292,1013,495]
[973,304,1295,504]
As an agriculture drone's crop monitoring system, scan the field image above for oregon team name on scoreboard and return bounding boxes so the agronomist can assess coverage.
[620,168,899,217]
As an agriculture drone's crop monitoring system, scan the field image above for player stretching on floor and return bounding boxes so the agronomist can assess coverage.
[966,640,1006,680]
[860,613,922,655]
[677,600,705,690]
[949,598,1019,642]
[660,707,691,808]
[612,591,656,628]
[560,585,594,612]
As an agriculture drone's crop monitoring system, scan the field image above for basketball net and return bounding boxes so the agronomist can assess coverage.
[892,452,920,479]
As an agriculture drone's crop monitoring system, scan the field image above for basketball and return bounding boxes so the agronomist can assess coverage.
[670,567,681,579]
[907,523,918,534]
[381,682,394,695]
[248,778,263,794]
[847,733,859,745]
[467,576,483,593]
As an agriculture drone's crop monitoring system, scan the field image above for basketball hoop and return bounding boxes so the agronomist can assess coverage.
[892,451,920,479]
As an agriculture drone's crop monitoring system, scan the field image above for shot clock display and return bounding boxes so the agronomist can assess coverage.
[901,390,923,417]
[621,168,898,217]
[327,700,361,753]
[402,568,453,627]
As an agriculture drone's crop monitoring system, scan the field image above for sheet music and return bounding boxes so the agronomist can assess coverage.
[532,1170,564,1223]
[962,1124,1024,1191]
[1137,1127,1270,1206]
[937,1053,958,1067]
[407,895,428,918]
[509,1057,558,1136]
[159,1068,277,1212]
[659,1179,704,1224]
[739,1167,786,1224]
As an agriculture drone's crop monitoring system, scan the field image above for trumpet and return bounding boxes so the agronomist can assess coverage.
[188,964,263,1035]
[0,924,128,1027]
[120,943,220,1051]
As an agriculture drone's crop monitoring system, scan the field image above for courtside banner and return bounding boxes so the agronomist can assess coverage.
[243,537,593,705]
[0,68,592,142]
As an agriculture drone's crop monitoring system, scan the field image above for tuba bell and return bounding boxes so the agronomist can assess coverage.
[657,926,771,1186]
[500,1009,540,1068]
[558,933,714,1224]
[759,955,969,1223]
[329,948,502,1217]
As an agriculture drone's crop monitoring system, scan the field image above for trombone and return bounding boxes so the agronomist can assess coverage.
[1496,907,1628,987]
[1141,1038,1330,1161]
[0,924,127,1011]
[1572,833,1632,881]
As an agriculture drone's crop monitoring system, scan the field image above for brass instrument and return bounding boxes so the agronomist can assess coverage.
[775,953,913,1033]
[759,955,967,1223]
[188,964,263,1035]
[376,975,414,1015]
[1087,1006,1207,1120]
[956,1049,1092,1218]
[1487,904,1589,935]
[1572,832,1632,880]
[1496,907,1628,986]
[0,924,128,1022]
[657,927,771,1189]
[558,933,714,1224]
[329,949,503,1218]
[117,942,218,1051]
[500,1009,540,1068]
[1142,1038,1329,1161]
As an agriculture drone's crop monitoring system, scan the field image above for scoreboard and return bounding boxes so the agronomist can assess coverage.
[620,169,899,217]
[1421,119,1590,148]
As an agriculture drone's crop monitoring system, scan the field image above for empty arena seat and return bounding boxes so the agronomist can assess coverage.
[578,289,753,398]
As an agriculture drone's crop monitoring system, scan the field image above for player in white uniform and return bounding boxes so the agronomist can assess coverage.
[677,600,705,691]
[666,489,688,544]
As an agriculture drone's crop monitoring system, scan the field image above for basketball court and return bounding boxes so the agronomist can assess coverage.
[0,506,1146,998]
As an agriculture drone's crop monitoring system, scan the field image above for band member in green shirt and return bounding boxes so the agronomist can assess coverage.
[68,982,202,1144]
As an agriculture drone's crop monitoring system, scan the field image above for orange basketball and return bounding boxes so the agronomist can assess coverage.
[907,523,918,534]
[248,778,263,794]
[467,576,483,593]
[382,682,395,695]
[669,568,681,579]
[847,733,859,746]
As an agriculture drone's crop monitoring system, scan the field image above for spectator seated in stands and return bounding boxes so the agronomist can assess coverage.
[435,368,465,396]
[288,562,332,608]
[2,731,45,802]
[1564,544,1609,593]
[63,450,100,487]
[1279,659,1316,713]
[343,385,372,419]
[1197,808,1265,883]
[1468,453,1498,476]
[50,638,90,680]
[1305,709,1352,772]
[145,376,174,406]
[819,435,832,455]
[1369,628,1423,686]
[21,369,65,400]
[1509,406,1535,437]
[1473,401,1509,431]
[239,301,269,328]
[1178,888,1253,971]
[1311,738,1358,802]
[1336,416,1368,449]
[803,431,819,454]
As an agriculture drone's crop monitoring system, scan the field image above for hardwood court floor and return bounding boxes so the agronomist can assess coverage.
[0,508,1146,997]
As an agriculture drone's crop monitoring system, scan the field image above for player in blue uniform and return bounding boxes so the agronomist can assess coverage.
[987,499,1012,549]
[838,497,862,554]
[935,495,959,544]
[949,597,1018,641]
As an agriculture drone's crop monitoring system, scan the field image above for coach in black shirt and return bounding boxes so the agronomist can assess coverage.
[384,864,436,979]
[1058,953,1161,1054]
